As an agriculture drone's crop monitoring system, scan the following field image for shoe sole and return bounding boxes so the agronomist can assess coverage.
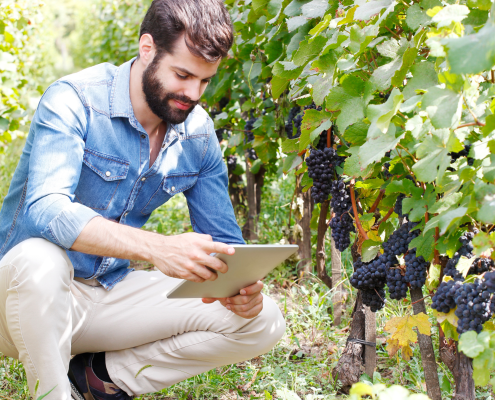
[70,380,86,400]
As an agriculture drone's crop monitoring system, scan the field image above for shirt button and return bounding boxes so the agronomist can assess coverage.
[141,134,146,139]
[141,177,146,182]
[124,212,128,217]
[105,171,111,177]
[162,144,165,148]
[171,186,176,191]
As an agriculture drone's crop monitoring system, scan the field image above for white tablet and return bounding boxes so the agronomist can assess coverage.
[166,244,298,298]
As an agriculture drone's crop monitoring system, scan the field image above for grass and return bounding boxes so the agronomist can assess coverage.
[0,155,494,399]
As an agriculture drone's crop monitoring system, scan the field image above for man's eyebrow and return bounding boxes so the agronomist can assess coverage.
[172,66,216,80]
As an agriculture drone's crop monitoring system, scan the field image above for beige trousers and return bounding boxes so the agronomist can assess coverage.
[0,238,286,399]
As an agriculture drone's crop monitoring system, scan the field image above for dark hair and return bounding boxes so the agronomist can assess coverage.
[139,0,233,63]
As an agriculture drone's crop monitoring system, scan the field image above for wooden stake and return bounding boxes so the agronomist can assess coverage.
[410,287,442,400]
[331,235,342,326]
[364,306,376,378]
[316,200,332,289]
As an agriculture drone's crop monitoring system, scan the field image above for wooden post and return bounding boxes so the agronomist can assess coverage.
[316,200,332,289]
[410,287,442,400]
[331,235,342,326]
[242,158,264,241]
[296,187,313,278]
[364,306,376,378]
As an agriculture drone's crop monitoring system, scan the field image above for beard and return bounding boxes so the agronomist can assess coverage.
[141,55,198,125]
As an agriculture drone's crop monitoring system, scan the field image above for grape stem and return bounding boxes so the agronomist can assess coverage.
[350,179,369,241]
[377,206,394,227]
[410,294,432,306]
[456,121,486,129]
[369,189,385,213]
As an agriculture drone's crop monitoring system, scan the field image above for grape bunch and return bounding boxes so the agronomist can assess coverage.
[386,266,409,300]
[444,230,477,280]
[455,279,493,334]
[285,106,302,139]
[383,163,393,179]
[404,249,428,289]
[210,109,227,143]
[382,221,420,256]
[227,155,237,173]
[468,257,494,275]
[245,113,258,160]
[350,257,387,291]
[450,144,474,166]
[306,147,344,203]
[329,180,355,251]
[394,194,407,219]
[431,280,464,313]
[362,288,386,312]
[316,130,330,151]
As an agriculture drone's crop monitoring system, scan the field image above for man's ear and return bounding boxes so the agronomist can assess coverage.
[138,34,156,67]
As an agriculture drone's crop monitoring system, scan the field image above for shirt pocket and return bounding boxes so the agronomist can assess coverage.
[140,173,198,215]
[74,149,130,210]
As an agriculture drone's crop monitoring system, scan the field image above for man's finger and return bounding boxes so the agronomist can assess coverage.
[201,241,235,256]
[227,293,263,312]
[238,280,263,296]
[201,255,228,274]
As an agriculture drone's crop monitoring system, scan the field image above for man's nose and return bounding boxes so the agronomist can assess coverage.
[182,80,202,103]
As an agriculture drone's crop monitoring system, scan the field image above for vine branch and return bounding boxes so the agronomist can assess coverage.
[369,189,385,213]
[350,179,369,240]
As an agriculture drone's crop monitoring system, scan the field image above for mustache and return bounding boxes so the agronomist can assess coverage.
[166,93,198,108]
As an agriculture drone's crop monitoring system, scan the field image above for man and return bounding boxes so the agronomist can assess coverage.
[0,1,286,399]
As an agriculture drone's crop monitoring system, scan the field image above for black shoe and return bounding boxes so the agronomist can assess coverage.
[68,353,133,400]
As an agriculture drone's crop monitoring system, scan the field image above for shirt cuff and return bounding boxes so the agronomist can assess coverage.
[42,203,100,250]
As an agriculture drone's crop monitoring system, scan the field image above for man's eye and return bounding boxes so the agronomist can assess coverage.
[203,80,211,84]
[176,73,187,80]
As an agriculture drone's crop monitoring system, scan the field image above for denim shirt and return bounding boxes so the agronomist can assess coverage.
[0,58,244,289]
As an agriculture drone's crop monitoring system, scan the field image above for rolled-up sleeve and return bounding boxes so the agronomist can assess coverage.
[24,81,100,250]
[184,118,245,245]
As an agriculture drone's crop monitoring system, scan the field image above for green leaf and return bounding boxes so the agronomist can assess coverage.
[366,88,404,139]
[473,349,493,386]
[3,31,14,44]
[443,23,495,75]
[287,16,308,31]
[478,195,495,224]
[409,229,435,260]
[135,364,153,378]
[354,0,395,21]
[309,14,332,36]
[361,240,382,262]
[292,35,327,66]
[271,75,289,99]
[428,192,463,214]
[422,87,462,129]
[299,117,332,151]
[359,126,405,169]
[272,61,304,79]
[283,154,303,173]
[459,331,485,358]
[284,0,311,17]
[344,121,369,146]
[467,0,492,10]
[253,0,270,15]
[0,117,9,132]
[282,138,300,153]
[403,62,438,100]
[250,159,263,174]
[312,75,333,106]
[431,4,469,27]
[406,4,432,30]
[426,263,441,290]
[344,147,374,178]
[301,0,329,18]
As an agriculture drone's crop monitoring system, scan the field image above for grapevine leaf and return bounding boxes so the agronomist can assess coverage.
[301,0,329,18]
[283,154,303,174]
[284,0,311,17]
[366,88,404,139]
[271,75,289,99]
[361,239,382,262]
[433,308,458,327]
[377,38,401,58]
[370,57,403,91]
[478,194,495,224]
[272,61,304,80]
[406,4,432,30]
[309,14,332,37]
[282,138,300,153]
[287,16,309,31]
[426,263,441,290]
[408,229,435,261]
[344,121,369,146]
[312,75,333,106]
[456,256,473,278]
[385,179,417,195]
[473,349,493,386]
[349,382,374,397]
[299,110,332,151]
[441,320,459,341]
[252,0,270,15]
[386,338,400,357]
[358,127,405,169]
[421,86,462,129]
[424,207,467,235]
[403,62,438,100]
[344,147,374,178]
[401,344,413,361]
[459,331,485,358]
[338,5,358,25]
[354,0,394,21]
[292,36,327,66]
[431,4,469,27]
[428,192,463,214]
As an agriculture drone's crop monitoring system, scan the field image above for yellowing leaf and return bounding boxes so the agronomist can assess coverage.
[349,382,374,398]
[367,229,382,242]
[401,344,413,361]
[386,338,400,357]
[433,308,458,327]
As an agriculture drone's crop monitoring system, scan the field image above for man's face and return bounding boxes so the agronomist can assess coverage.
[141,36,221,125]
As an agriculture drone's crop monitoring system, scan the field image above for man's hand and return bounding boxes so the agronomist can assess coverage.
[202,281,264,319]
[151,232,234,282]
